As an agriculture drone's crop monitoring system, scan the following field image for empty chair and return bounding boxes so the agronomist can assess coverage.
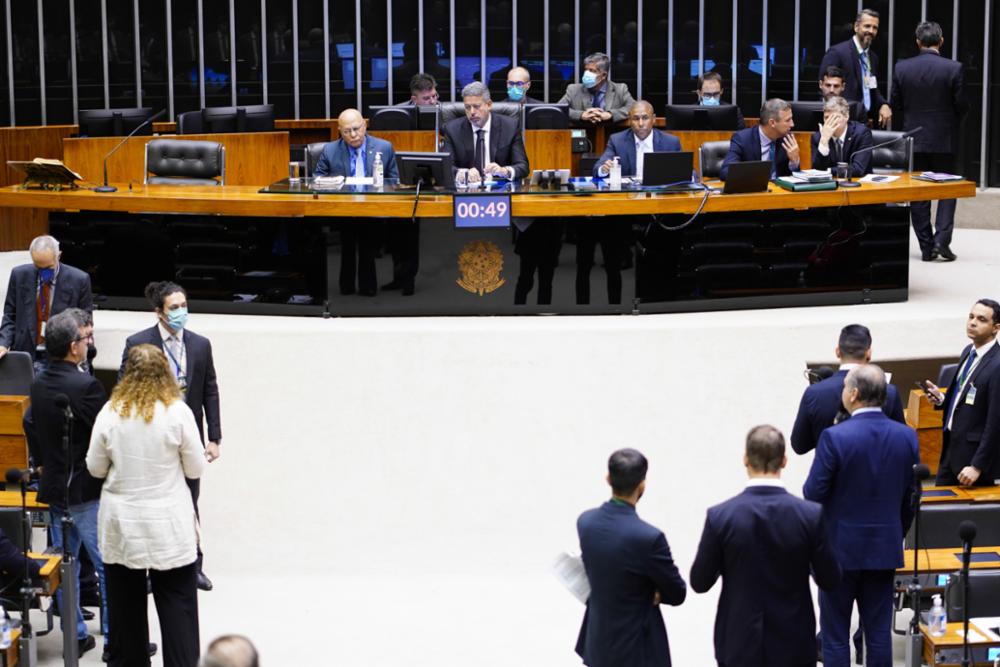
[0,352,34,395]
[702,221,763,244]
[770,221,832,244]
[695,263,763,291]
[937,363,959,388]
[144,140,225,186]
[78,107,155,137]
[905,504,1000,549]
[177,104,275,134]
[304,142,328,177]
[869,130,913,174]
[698,141,731,180]
[945,569,1000,618]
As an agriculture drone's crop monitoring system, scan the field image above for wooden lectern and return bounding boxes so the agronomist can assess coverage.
[0,395,30,476]
[906,389,944,474]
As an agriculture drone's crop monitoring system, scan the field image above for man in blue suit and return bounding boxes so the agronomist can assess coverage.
[594,101,681,179]
[315,108,399,296]
[819,9,892,128]
[804,365,919,667]
[0,235,93,370]
[719,98,800,180]
[691,425,841,667]
[791,324,905,455]
[576,448,687,667]
[810,96,873,178]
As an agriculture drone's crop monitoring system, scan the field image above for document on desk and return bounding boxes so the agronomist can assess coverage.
[858,174,900,183]
[553,552,590,604]
[971,617,1000,641]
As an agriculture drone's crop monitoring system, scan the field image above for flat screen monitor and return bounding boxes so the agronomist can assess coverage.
[201,105,274,133]
[663,104,741,131]
[78,107,155,137]
[396,151,454,189]
[368,105,415,131]
[524,104,570,130]
[416,106,439,131]
[790,100,862,130]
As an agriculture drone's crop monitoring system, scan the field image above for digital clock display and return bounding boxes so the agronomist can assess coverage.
[453,193,512,229]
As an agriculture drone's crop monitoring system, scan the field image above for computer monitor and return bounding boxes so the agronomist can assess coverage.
[201,104,275,133]
[790,100,863,130]
[524,104,570,130]
[78,107,155,137]
[396,151,454,189]
[369,105,415,131]
[416,105,439,131]
[663,104,741,131]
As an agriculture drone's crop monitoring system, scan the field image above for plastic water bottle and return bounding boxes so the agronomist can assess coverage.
[0,606,10,649]
[373,152,384,187]
[928,593,947,637]
[609,157,622,189]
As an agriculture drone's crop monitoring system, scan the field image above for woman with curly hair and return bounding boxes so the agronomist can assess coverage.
[87,343,206,667]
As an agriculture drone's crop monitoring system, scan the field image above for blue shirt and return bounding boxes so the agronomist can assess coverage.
[349,139,367,177]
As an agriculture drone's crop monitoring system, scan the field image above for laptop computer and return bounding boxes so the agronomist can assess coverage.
[722,160,773,194]
[640,151,699,190]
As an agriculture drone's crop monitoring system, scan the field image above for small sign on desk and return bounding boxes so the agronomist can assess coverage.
[453,192,512,229]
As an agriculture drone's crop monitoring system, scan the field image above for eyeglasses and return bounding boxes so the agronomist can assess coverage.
[700,92,722,100]
[506,81,528,88]
[74,333,94,343]
[341,124,365,136]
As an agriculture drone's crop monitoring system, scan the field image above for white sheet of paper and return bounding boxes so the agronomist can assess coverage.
[858,174,900,183]
[344,176,374,185]
[552,552,590,604]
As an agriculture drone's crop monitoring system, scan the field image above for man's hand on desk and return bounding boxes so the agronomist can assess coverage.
[484,163,514,179]
[958,466,981,486]
[205,441,220,463]
[456,168,482,186]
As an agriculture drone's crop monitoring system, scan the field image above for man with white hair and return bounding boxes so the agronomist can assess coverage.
[0,235,93,370]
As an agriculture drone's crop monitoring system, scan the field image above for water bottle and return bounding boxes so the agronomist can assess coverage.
[928,593,947,637]
[373,152,384,188]
[0,605,10,649]
[609,157,622,190]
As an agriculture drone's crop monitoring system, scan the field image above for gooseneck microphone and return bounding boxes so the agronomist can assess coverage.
[904,462,933,667]
[958,520,977,667]
[93,108,167,193]
[838,125,924,188]
[4,467,39,486]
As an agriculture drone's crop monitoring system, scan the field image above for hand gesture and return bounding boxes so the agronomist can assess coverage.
[782,135,800,165]
[878,104,892,128]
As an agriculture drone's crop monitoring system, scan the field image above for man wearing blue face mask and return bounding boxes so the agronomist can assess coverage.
[0,235,93,371]
[499,67,542,106]
[696,72,746,129]
[558,52,635,124]
[119,280,222,592]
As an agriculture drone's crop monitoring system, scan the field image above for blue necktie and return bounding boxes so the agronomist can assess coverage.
[947,350,978,427]
[768,141,776,177]
[859,50,871,110]
[353,148,365,179]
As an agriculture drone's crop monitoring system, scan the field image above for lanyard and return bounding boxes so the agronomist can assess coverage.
[163,337,185,379]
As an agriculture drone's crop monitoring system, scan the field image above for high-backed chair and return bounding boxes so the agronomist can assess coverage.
[304,142,328,178]
[869,130,913,174]
[177,104,275,134]
[904,503,1000,549]
[699,140,731,180]
[144,140,225,186]
[438,102,466,124]
[0,352,33,395]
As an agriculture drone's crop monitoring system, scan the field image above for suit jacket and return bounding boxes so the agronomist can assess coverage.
[690,486,841,667]
[498,95,543,106]
[818,38,888,119]
[803,411,919,570]
[720,127,794,181]
[809,120,873,177]
[791,369,905,455]
[593,129,682,178]
[0,527,40,594]
[26,360,107,507]
[441,113,529,180]
[576,501,687,667]
[119,326,221,444]
[0,263,93,355]
[890,49,968,154]
[558,80,636,122]
[939,343,1000,483]
[313,135,399,180]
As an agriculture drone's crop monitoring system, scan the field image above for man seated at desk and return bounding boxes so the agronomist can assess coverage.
[442,81,529,185]
[810,96,873,178]
[314,108,398,297]
[720,98,800,181]
[594,100,681,180]
[395,72,439,107]
[696,71,745,129]
[558,52,635,124]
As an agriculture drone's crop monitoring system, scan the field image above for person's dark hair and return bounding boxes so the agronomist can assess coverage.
[845,364,887,407]
[975,298,1000,325]
[608,448,648,496]
[144,281,186,311]
[45,309,86,358]
[856,8,880,22]
[838,324,872,360]
[745,425,785,474]
[915,22,944,47]
[821,65,846,81]
[698,71,723,90]
[409,72,437,95]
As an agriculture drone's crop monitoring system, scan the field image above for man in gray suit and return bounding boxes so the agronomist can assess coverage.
[558,52,635,124]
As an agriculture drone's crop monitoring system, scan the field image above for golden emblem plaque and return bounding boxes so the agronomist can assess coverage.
[456,240,506,296]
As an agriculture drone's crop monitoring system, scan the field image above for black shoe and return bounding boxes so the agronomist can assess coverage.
[78,634,96,657]
[82,608,95,621]
[381,280,403,291]
[934,244,957,261]
[102,642,157,662]
[197,571,214,591]
[922,248,939,261]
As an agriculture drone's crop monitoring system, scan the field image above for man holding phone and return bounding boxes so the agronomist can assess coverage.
[921,299,1000,486]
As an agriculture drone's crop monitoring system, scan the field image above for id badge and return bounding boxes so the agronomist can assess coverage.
[867,76,878,89]
[966,385,977,405]
[40,320,45,336]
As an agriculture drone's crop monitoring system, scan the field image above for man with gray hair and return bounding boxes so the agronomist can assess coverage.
[558,52,635,123]
[0,235,93,370]
[442,81,529,185]
[720,99,800,180]
[804,364,919,667]
[810,95,873,177]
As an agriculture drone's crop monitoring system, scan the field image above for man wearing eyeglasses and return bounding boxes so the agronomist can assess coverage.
[499,67,542,106]
[696,72,745,129]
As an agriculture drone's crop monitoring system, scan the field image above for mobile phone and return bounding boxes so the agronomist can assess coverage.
[914,380,931,391]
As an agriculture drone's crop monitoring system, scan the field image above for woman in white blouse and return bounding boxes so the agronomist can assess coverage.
[87,343,206,667]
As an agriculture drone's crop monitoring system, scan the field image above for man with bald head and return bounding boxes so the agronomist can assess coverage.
[315,109,398,296]
[594,101,681,180]
[200,634,259,667]
[500,66,542,105]
[804,364,919,667]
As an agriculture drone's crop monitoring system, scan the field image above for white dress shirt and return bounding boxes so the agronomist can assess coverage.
[87,399,206,570]
[471,114,493,168]
[158,322,187,382]
[634,133,653,179]
[746,477,785,488]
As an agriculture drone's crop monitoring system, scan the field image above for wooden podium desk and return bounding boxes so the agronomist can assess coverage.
[0,491,45,510]
[921,485,1000,504]
[920,621,1000,666]
[900,546,1000,576]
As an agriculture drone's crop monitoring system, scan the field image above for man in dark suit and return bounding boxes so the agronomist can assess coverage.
[499,66,542,106]
[594,101,681,179]
[691,425,841,667]
[558,52,635,124]
[441,81,529,184]
[393,72,439,107]
[890,21,968,262]
[314,107,399,296]
[818,66,868,124]
[26,308,106,657]
[922,299,1000,486]
[0,235,93,371]
[720,98,800,180]
[576,448,687,667]
[810,96,873,177]
[695,72,745,129]
[120,281,221,590]
[791,324,905,456]
[819,9,892,128]
[804,365,919,667]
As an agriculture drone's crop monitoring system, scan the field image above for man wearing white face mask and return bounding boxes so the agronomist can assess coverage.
[558,52,635,124]
[119,280,222,592]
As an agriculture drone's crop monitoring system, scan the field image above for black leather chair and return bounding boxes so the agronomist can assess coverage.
[905,503,1000,549]
[699,140,731,180]
[177,104,275,134]
[0,352,34,395]
[945,569,1000,618]
[937,363,959,388]
[368,107,414,131]
[304,142,327,177]
[869,130,913,174]
[144,139,225,186]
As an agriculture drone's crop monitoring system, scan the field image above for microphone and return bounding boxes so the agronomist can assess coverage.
[959,519,977,552]
[914,463,931,482]
[958,520,977,667]
[4,467,39,485]
[53,393,73,419]
[838,126,923,188]
[93,108,167,193]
